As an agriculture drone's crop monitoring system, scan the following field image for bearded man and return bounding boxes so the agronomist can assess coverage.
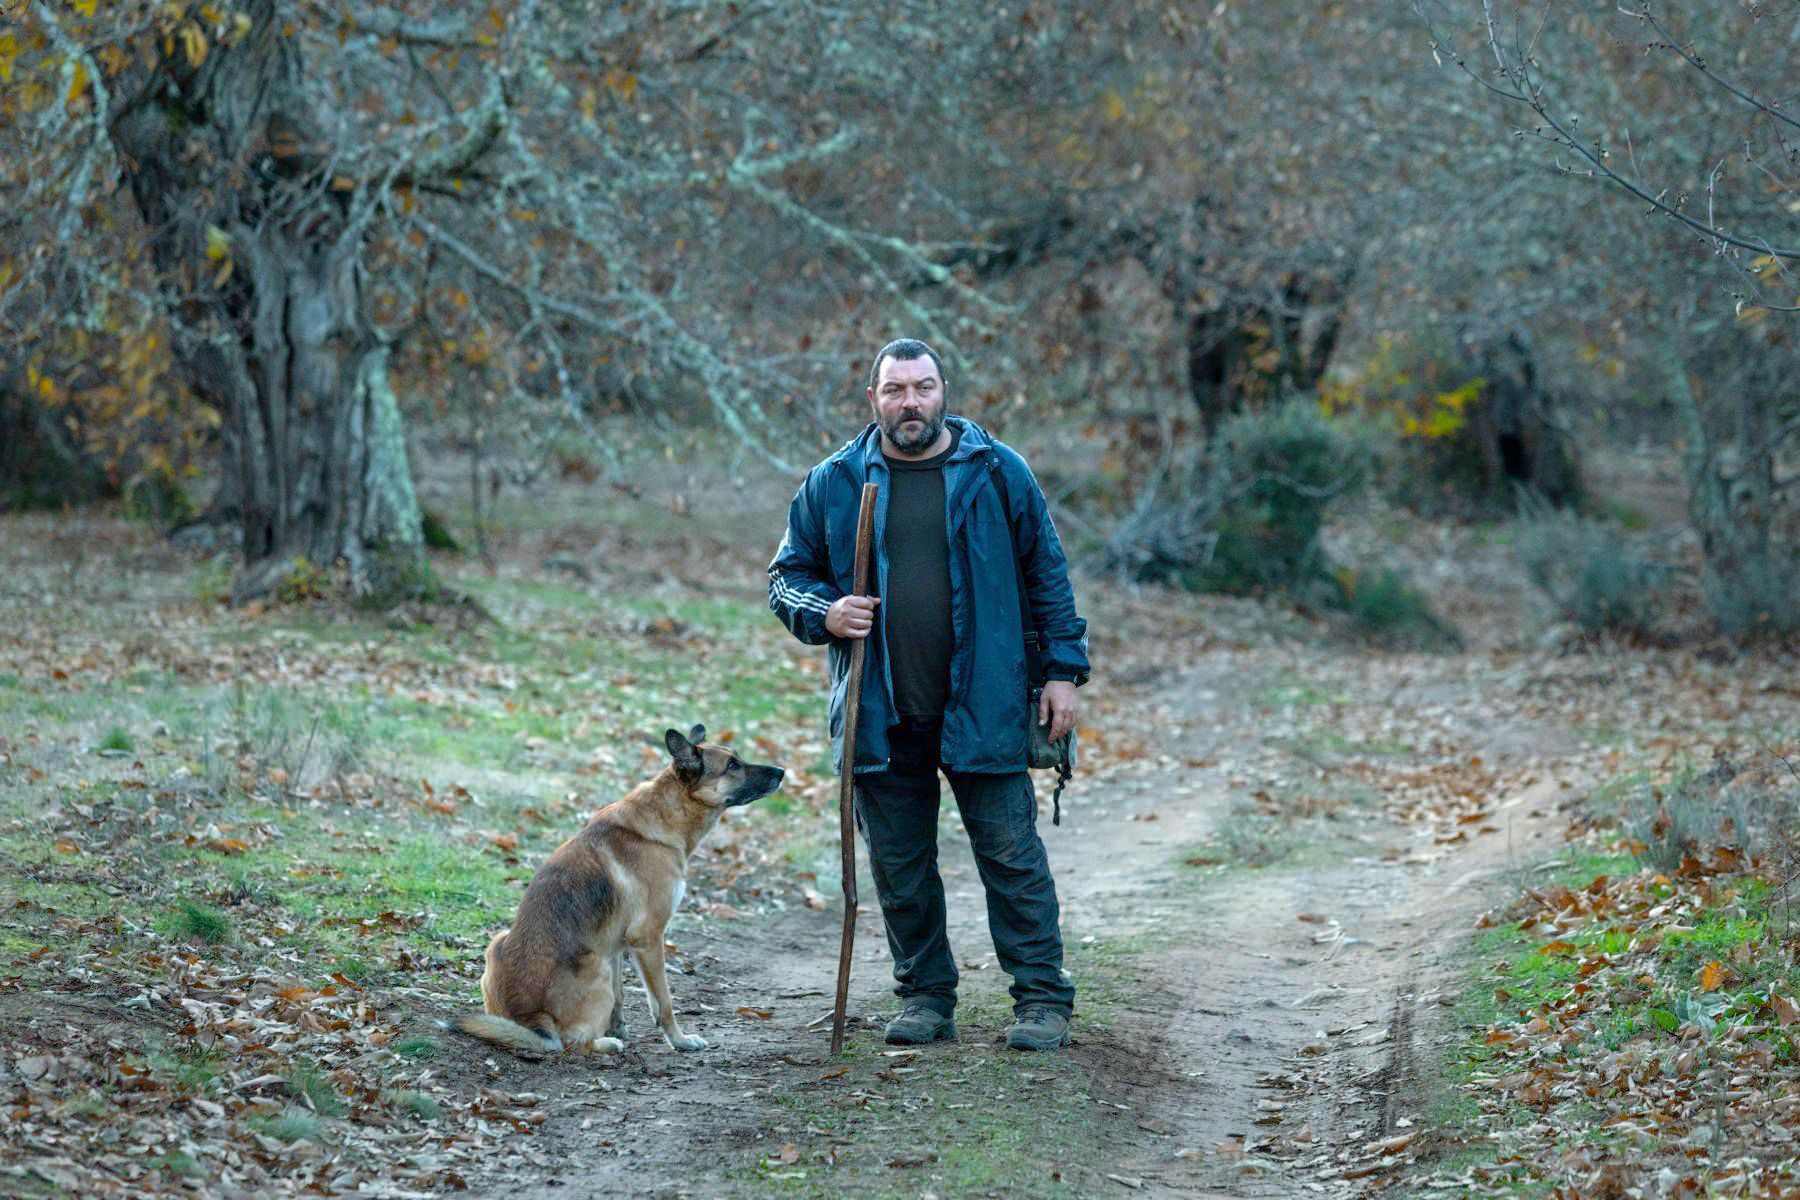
[767,338,1090,1051]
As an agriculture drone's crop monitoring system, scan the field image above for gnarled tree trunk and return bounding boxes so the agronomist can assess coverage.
[109,1,422,603]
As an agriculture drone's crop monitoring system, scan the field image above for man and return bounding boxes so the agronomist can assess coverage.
[767,337,1090,1052]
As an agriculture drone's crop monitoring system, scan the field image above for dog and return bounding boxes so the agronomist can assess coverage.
[441,725,783,1055]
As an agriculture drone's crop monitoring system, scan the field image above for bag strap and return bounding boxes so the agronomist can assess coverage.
[987,453,1043,680]
[987,453,1071,825]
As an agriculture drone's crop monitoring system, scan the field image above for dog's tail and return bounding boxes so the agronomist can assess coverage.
[438,1013,564,1055]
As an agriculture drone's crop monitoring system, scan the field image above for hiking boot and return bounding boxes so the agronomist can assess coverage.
[884,1003,957,1045]
[1006,1005,1071,1051]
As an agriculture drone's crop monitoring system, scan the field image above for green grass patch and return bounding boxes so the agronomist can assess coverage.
[1253,670,1346,709]
[1416,841,1800,1191]
[275,831,518,950]
[98,724,135,753]
[59,1092,112,1119]
[255,1108,325,1144]
[142,1045,225,1097]
[284,1061,347,1118]
[155,898,234,946]
[391,1036,440,1061]
[392,1089,442,1120]
[150,1150,206,1179]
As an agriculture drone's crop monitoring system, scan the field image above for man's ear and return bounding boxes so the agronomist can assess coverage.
[664,728,702,778]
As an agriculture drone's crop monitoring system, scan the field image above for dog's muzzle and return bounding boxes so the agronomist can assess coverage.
[727,765,785,807]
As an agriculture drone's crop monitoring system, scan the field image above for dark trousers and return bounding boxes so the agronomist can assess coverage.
[854,717,1074,1017]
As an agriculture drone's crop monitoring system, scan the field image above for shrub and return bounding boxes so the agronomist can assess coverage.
[1333,566,1463,651]
[1194,400,1373,599]
[1701,553,1798,638]
[420,508,461,552]
[275,556,331,604]
[1515,491,1664,636]
[1102,398,1374,598]
[1101,399,1459,643]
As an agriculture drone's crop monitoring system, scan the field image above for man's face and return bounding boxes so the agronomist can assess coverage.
[868,355,946,454]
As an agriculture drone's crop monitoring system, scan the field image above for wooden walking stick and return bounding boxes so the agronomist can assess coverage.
[832,482,879,1055]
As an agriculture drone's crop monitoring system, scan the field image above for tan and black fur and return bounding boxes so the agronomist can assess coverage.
[441,725,784,1056]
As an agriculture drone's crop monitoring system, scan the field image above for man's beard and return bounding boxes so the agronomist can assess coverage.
[881,406,945,453]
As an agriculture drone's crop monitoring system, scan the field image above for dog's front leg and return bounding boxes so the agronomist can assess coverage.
[605,951,628,1041]
[631,942,705,1051]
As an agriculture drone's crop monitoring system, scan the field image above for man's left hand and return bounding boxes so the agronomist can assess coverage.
[1038,680,1079,744]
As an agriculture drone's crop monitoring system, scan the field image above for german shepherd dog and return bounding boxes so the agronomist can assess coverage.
[442,726,784,1055]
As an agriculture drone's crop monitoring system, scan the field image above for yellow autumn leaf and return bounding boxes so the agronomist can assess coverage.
[73,0,98,17]
[604,69,637,102]
[67,59,89,105]
[1102,89,1126,121]
[181,23,208,68]
[1700,960,1725,992]
[1421,408,1464,439]
[0,33,18,85]
[205,225,231,261]
[579,85,597,123]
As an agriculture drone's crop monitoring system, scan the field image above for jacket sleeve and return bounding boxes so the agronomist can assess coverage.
[999,449,1091,686]
[768,470,841,646]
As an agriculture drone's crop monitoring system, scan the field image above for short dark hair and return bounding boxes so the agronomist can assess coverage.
[867,338,947,394]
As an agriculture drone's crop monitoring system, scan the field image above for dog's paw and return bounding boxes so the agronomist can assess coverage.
[587,1036,626,1055]
[667,1032,707,1052]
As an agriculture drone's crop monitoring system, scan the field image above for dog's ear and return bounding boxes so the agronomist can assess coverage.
[664,727,703,778]
[688,723,706,746]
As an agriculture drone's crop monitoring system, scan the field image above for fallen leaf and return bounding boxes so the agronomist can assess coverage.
[15,1055,55,1080]
[1369,1131,1415,1155]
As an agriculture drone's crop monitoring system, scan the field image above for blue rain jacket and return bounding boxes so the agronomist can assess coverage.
[768,417,1090,775]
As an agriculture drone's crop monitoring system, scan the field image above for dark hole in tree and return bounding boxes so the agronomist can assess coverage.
[1499,431,1528,481]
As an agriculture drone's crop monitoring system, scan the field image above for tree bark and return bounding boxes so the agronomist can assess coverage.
[1666,344,1793,634]
[108,1,422,603]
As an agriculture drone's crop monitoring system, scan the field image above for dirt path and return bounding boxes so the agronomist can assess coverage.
[455,641,1603,1199]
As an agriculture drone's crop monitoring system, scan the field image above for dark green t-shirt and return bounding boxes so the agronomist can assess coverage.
[882,425,961,718]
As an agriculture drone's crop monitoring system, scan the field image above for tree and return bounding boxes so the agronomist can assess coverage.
[1419,0,1800,631]
[0,0,1006,599]
[1419,0,1800,315]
